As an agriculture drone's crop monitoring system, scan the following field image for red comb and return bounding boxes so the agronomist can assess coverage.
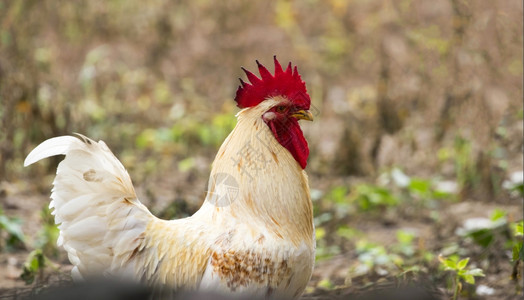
[235,56,310,109]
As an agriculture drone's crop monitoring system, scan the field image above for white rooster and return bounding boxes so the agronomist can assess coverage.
[25,57,315,299]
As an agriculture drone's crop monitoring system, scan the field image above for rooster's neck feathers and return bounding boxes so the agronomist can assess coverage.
[200,100,314,246]
[235,56,311,110]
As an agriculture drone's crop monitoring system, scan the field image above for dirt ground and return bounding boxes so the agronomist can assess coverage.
[0,172,521,299]
[0,0,522,299]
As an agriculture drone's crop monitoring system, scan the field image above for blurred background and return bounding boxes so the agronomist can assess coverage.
[0,0,522,299]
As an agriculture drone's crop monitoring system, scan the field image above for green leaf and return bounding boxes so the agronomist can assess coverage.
[513,242,524,262]
[465,268,485,277]
[409,178,431,195]
[513,221,523,237]
[468,229,494,248]
[351,184,399,211]
[29,255,39,270]
[178,157,195,172]
[396,230,415,244]
[432,189,451,199]
[20,249,47,284]
[441,258,457,270]
[0,214,26,244]
[490,209,507,221]
[316,227,326,240]
[457,258,470,270]
[317,278,335,290]
[336,225,360,240]
[328,186,348,204]
[513,244,520,261]
[463,274,475,284]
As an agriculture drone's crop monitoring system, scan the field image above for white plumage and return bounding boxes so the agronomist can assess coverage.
[25,98,315,299]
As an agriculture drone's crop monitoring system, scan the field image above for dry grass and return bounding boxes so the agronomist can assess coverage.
[0,0,522,299]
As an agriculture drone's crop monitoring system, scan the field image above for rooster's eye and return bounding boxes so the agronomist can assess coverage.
[275,106,287,113]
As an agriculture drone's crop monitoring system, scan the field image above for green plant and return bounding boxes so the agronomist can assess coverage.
[34,206,60,257]
[316,278,336,290]
[503,171,524,197]
[0,208,26,251]
[511,220,523,263]
[315,227,340,261]
[409,178,456,201]
[387,168,456,205]
[439,255,485,300]
[459,209,509,249]
[348,183,399,212]
[437,136,480,195]
[349,239,402,278]
[336,224,362,241]
[20,207,61,285]
[20,249,57,284]
[393,230,416,257]
[324,186,351,217]
[510,220,524,292]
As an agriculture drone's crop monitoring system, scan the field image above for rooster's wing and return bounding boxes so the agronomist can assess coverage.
[25,135,210,288]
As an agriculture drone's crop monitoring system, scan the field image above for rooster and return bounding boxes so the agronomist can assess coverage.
[24,57,315,299]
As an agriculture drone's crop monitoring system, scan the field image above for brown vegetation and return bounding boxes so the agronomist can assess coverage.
[0,0,522,299]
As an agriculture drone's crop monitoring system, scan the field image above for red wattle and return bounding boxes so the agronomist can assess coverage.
[268,118,309,169]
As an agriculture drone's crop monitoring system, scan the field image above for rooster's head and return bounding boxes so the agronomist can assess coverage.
[235,56,313,169]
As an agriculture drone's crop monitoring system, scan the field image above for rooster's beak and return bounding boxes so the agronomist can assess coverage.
[291,110,314,121]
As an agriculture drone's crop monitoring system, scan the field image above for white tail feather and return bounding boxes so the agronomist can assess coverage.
[24,136,79,166]
[25,134,154,279]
